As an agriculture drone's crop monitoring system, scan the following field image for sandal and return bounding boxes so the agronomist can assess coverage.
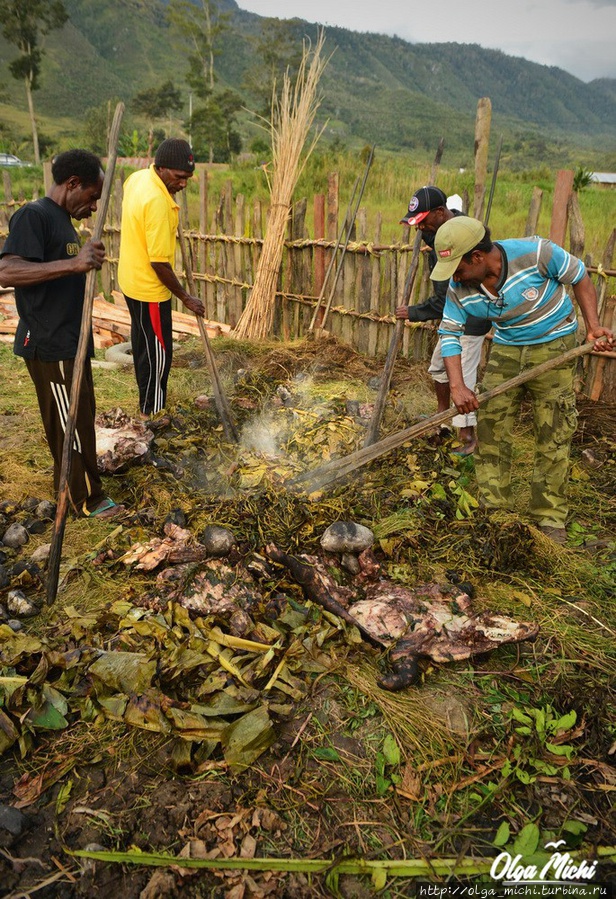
[84,497,126,519]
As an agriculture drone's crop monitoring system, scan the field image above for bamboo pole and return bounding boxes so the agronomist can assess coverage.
[291,341,599,493]
[177,216,239,443]
[47,102,125,605]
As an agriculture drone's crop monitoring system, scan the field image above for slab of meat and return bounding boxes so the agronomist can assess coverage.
[265,545,538,690]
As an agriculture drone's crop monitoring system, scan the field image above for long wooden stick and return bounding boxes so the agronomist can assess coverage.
[177,217,239,443]
[291,341,597,493]
[364,138,445,447]
[47,102,125,605]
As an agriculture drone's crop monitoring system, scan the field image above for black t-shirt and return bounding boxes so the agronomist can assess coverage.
[1,197,93,361]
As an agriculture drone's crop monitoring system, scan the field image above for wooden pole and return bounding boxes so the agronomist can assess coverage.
[473,98,492,221]
[46,102,125,605]
[549,170,574,247]
[291,342,599,493]
[524,187,543,237]
[363,138,445,447]
[177,216,239,443]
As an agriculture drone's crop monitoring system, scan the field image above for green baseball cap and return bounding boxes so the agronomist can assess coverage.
[431,216,486,281]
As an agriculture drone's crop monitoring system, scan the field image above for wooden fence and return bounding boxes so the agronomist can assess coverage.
[1,165,615,399]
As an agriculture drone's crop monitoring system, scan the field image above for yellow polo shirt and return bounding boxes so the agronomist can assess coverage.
[118,165,179,302]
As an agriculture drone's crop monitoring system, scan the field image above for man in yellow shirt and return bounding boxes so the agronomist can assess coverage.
[118,138,204,417]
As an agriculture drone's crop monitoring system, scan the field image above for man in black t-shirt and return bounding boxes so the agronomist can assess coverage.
[395,186,491,455]
[0,149,123,518]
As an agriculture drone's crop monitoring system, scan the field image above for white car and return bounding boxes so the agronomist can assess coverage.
[0,153,30,167]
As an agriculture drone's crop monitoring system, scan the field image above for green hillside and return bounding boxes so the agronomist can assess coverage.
[1,0,615,166]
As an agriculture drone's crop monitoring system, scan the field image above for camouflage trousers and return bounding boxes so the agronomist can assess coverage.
[476,333,578,528]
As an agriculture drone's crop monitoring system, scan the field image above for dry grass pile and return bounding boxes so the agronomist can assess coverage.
[233,32,329,341]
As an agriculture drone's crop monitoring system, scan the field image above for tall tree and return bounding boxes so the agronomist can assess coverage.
[191,89,242,163]
[166,0,232,162]
[244,19,304,117]
[132,80,184,157]
[0,0,68,164]
[167,0,230,98]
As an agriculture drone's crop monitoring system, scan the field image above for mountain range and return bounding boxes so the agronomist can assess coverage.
[1,0,615,165]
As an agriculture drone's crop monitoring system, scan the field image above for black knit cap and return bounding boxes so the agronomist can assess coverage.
[154,138,195,173]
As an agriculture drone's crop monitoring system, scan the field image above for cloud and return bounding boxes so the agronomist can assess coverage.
[237,0,616,81]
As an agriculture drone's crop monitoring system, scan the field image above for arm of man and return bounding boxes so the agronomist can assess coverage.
[150,262,204,317]
[443,355,479,413]
[438,291,479,413]
[0,239,105,286]
[395,269,447,322]
[572,274,614,351]
[395,292,445,322]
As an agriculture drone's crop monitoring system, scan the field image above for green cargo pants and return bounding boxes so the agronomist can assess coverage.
[476,333,578,528]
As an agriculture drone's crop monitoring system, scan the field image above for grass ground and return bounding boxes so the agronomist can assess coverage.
[0,336,614,898]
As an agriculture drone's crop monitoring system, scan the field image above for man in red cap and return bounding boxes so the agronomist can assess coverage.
[118,138,205,418]
[396,186,490,454]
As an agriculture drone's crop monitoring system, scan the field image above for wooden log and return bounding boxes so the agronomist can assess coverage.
[473,97,492,220]
[549,170,574,247]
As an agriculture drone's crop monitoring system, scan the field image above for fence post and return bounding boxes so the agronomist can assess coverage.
[549,170,574,247]
[524,186,543,236]
[473,97,492,220]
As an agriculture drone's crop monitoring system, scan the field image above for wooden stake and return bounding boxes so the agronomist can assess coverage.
[549,170,574,247]
[524,187,543,237]
[291,342,598,493]
[47,102,125,605]
[473,98,492,220]
[177,217,239,443]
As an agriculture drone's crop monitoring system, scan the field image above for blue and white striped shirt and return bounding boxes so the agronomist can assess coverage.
[438,237,585,357]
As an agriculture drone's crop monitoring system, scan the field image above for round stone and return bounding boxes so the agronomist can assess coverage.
[320,521,374,554]
[2,524,29,549]
[200,525,236,557]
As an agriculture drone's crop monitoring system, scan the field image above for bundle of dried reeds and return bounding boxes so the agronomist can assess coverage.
[233,31,328,341]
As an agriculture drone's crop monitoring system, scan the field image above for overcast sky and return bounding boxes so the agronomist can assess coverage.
[237,0,616,83]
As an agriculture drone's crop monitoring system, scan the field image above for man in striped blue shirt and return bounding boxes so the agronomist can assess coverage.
[433,217,613,544]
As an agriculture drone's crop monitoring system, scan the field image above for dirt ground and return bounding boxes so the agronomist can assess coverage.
[0,337,614,898]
